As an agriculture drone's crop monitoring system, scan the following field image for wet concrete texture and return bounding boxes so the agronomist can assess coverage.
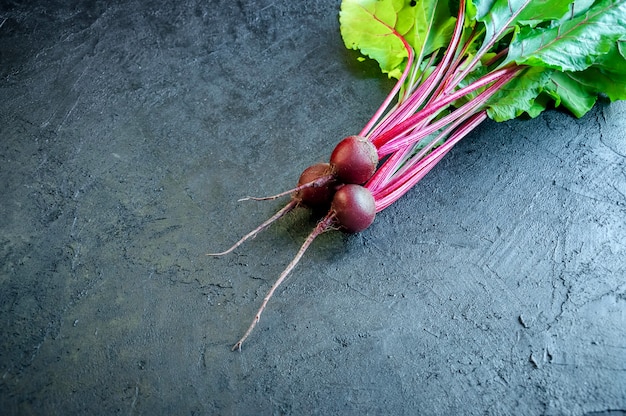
[1,0,625,414]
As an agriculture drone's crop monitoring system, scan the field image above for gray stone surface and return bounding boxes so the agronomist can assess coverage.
[1,1,625,414]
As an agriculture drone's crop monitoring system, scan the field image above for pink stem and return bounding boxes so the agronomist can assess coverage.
[369,53,438,139]
[371,111,488,212]
[376,67,519,156]
[370,0,468,144]
[367,65,520,195]
[448,0,532,92]
[430,26,480,99]
[359,35,414,138]
[366,144,414,193]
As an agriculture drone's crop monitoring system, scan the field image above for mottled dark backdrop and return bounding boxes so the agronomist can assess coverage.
[1,1,624,414]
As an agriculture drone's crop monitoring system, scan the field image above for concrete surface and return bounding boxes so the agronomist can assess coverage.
[1,0,625,414]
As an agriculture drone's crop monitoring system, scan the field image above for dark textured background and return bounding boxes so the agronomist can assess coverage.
[1,1,625,414]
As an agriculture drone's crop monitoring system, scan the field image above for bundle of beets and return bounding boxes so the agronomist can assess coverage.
[210,0,626,350]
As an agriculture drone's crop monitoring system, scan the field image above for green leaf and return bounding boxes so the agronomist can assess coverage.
[525,92,556,118]
[340,0,626,125]
[469,0,494,20]
[515,0,573,26]
[339,0,456,78]
[486,66,554,121]
[506,0,626,72]
[556,0,596,23]
[542,39,626,117]
[567,40,626,101]
[545,71,599,117]
[475,0,571,49]
[407,0,457,61]
[340,0,410,78]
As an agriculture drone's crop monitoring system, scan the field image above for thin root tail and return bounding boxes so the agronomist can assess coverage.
[231,214,335,351]
[207,200,298,256]
[238,174,335,202]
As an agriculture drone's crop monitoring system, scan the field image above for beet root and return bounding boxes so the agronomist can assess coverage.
[294,163,336,207]
[330,135,378,185]
[331,184,376,233]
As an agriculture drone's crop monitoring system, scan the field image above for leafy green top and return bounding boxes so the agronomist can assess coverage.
[340,0,626,120]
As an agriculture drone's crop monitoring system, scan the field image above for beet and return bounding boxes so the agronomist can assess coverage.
[294,163,336,207]
[329,135,378,185]
[331,184,376,233]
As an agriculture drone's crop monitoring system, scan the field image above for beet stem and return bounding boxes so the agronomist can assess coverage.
[232,214,335,351]
[359,35,415,138]
[207,200,298,256]
[238,175,335,201]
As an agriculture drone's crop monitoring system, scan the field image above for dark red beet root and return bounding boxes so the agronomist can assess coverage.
[295,163,336,207]
[330,135,378,185]
[331,184,376,233]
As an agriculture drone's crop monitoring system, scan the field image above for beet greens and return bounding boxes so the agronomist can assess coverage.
[341,0,626,210]
[212,0,626,350]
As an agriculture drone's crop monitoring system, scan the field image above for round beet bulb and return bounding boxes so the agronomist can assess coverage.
[294,163,335,207]
[329,135,378,185]
[331,184,376,233]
